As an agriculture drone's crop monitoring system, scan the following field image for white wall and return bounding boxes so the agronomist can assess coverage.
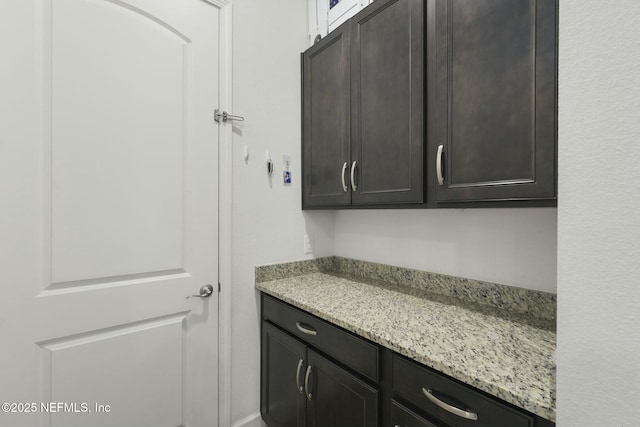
[557,1,640,425]
[334,208,557,292]
[227,1,640,425]
[228,1,333,425]
[228,1,560,424]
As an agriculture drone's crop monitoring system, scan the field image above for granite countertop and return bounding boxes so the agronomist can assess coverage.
[255,257,556,422]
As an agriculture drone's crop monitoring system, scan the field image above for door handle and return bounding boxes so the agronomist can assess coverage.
[304,365,313,401]
[186,284,214,299]
[341,162,348,193]
[436,145,445,186]
[296,359,305,394]
[350,161,358,192]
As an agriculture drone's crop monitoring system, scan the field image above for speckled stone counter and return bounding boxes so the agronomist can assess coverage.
[256,257,556,422]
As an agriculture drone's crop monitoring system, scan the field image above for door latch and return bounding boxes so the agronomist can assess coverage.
[214,109,245,123]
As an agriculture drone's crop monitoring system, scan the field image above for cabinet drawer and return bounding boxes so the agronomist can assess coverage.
[262,294,379,382]
[392,355,534,427]
[391,400,440,427]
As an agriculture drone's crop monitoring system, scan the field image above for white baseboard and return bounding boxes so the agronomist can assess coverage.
[231,412,265,427]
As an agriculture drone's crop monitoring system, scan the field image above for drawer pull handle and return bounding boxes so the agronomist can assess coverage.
[295,321,317,336]
[304,365,313,401]
[296,359,304,394]
[422,388,478,421]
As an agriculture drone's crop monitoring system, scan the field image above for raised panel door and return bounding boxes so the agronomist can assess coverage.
[306,349,379,427]
[261,322,307,427]
[302,25,351,208]
[351,0,424,205]
[0,1,224,425]
[432,0,557,202]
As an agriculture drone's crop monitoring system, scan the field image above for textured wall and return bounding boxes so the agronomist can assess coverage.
[557,1,640,425]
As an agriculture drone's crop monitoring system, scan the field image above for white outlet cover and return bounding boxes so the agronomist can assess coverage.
[304,234,313,254]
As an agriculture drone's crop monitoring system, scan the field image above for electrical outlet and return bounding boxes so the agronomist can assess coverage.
[304,234,314,255]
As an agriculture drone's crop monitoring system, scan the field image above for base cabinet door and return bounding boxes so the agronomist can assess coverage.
[391,400,442,427]
[261,320,379,427]
[261,322,307,427]
[306,349,379,427]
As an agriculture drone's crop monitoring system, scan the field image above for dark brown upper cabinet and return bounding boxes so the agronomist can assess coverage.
[350,0,424,205]
[302,25,351,208]
[302,0,557,209]
[302,0,424,209]
[431,0,557,203]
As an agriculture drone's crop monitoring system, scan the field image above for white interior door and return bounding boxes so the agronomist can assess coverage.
[0,0,224,426]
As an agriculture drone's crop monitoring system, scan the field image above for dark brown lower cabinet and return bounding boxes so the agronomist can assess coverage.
[307,350,378,427]
[391,353,555,427]
[261,322,307,427]
[261,294,555,427]
[261,321,378,427]
[391,400,442,427]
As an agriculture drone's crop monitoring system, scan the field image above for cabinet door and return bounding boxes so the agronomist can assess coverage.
[302,24,351,208]
[391,400,442,427]
[261,322,307,427]
[432,0,557,202]
[307,349,379,427]
[351,0,424,205]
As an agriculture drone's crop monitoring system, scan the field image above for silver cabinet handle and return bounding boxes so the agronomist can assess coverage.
[341,162,348,192]
[350,160,358,192]
[186,284,214,299]
[436,144,445,186]
[304,365,313,401]
[422,388,478,421]
[295,322,317,336]
[296,359,304,394]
